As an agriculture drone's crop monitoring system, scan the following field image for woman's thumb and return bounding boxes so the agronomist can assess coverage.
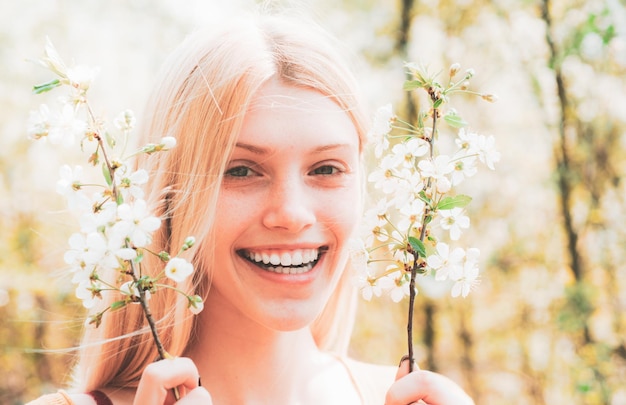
[395,355,420,380]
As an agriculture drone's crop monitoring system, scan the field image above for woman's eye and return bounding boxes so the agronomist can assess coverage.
[311,165,341,176]
[225,166,254,177]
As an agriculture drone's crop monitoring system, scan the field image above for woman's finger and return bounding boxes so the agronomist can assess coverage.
[386,357,474,405]
[134,357,200,405]
[175,387,213,404]
[395,355,420,380]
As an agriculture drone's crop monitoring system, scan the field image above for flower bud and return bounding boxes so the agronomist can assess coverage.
[481,93,498,103]
[160,136,177,150]
[114,109,136,131]
[449,63,461,78]
[188,295,204,315]
[464,68,475,80]
[182,236,196,251]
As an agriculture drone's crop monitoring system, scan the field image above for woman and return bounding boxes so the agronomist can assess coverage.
[29,10,473,405]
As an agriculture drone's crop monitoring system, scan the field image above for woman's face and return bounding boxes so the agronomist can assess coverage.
[206,79,362,332]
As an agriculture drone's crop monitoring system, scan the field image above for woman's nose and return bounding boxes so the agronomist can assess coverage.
[262,177,316,233]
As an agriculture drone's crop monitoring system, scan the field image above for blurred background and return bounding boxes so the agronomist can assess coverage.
[1,0,625,404]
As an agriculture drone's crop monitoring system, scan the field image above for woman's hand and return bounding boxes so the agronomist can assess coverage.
[385,357,474,405]
[133,357,212,405]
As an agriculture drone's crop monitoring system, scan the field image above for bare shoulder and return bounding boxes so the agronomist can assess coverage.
[68,388,134,405]
[343,357,397,403]
[347,358,397,382]
[26,391,95,405]
[67,393,97,405]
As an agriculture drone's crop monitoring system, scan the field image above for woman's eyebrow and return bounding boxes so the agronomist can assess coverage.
[234,142,270,154]
[234,142,354,154]
[312,143,354,153]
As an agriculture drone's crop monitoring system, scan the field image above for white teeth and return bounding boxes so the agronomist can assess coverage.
[245,248,321,270]
[269,253,281,266]
[280,252,292,266]
[268,265,312,275]
[292,251,303,266]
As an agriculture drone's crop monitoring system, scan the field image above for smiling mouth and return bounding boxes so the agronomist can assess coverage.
[238,247,327,275]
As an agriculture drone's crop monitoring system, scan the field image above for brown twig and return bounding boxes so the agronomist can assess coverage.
[406,105,438,373]
[91,115,180,400]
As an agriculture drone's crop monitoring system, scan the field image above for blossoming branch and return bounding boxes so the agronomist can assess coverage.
[27,39,202,374]
[355,62,500,370]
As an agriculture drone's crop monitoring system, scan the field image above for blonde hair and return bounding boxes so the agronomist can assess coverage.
[74,11,369,391]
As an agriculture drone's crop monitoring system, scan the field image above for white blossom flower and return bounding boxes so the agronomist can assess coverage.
[47,104,87,146]
[439,207,470,241]
[361,199,391,244]
[392,246,415,268]
[114,109,136,132]
[27,104,51,139]
[476,134,500,170]
[66,64,100,92]
[98,234,137,272]
[120,280,150,301]
[455,128,480,153]
[368,103,394,157]
[363,198,390,229]
[390,168,423,210]
[75,279,101,309]
[426,242,465,281]
[112,199,161,247]
[386,271,411,303]
[354,271,390,301]
[164,257,194,283]
[389,138,429,169]
[368,154,401,195]
[450,155,478,186]
[79,199,117,234]
[116,167,149,200]
[120,281,139,297]
[449,248,480,297]
[56,165,91,211]
[418,155,453,193]
[64,231,108,270]
[397,198,427,233]
[348,238,370,271]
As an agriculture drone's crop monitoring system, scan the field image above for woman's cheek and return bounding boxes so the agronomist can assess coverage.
[325,184,362,235]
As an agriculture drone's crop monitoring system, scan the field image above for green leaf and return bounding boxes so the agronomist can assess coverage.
[403,79,424,91]
[89,151,99,166]
[423,214,433,225]
[433,98,444,109]
[102,163,113,186]
[408,236,426,258]
[438,195,472,210]
[444,113,468,128]
[105,131,116,148]
[418,190,431,204]
[110,300,127,310]
[32,79,61,94]
[134,251,144,264]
